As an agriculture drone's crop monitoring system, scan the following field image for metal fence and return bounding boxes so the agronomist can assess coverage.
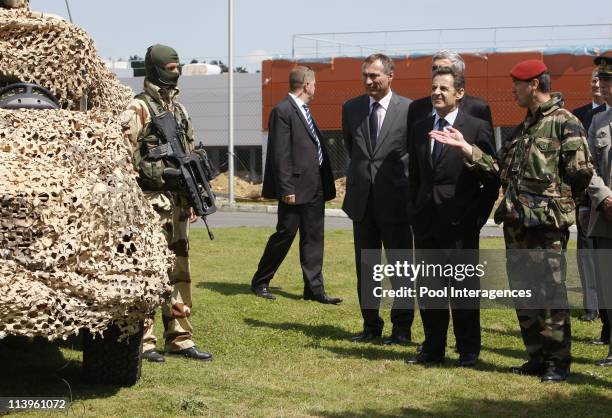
[120,74,264,182]
[292,24,612,59]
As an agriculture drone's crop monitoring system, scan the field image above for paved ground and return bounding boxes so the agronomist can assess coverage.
[197,209,580,240]
[196,210,514,237]
[195,210,354,231]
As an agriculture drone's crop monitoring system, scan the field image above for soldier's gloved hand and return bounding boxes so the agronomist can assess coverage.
[162,167,183,191]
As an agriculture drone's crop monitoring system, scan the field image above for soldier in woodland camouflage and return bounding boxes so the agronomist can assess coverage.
[120,44,213,362]
[493,60,593,382]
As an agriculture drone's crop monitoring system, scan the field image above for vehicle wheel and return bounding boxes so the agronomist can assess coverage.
[82,321,143,386]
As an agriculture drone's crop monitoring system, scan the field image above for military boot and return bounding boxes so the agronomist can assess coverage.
[540,362,569,383]
[510,360,546,376]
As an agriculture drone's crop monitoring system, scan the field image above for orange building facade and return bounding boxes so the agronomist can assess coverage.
[262,51,612,132]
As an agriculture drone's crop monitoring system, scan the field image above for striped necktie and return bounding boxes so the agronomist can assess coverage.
[302,104,324,166]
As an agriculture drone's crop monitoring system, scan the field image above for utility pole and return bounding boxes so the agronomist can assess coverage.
[228,0,235,205]
[64,0,73,23]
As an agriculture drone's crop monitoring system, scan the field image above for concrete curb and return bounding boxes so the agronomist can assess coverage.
[216,199,347,217]
[215,199,577,232]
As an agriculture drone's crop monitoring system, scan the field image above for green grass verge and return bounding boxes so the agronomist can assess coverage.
[1,229,610,417]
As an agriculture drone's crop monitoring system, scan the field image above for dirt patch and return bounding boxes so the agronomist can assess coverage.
[211,172,347,204]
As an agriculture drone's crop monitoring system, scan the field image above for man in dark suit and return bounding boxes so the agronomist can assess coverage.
[250,66,341,305]
[405,66,499,366]
[573,68,607,324]
[407,50,493,134]
[342,53,413,344]
[573,69,606,132]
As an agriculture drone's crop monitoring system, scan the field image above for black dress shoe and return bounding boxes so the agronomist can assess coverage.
[595,357,612,367]
[351,331,381,343]
[540,365,569,383]
[382,334,411,345]
[405,352,444,365]
[142,349,165,363]
[456,353,478,367]
[251,285,276,300]
[590,338,609,345]
[580,311,598,322]
[167,346,213,361]
[510,361,546,376]
[304,293,342,305]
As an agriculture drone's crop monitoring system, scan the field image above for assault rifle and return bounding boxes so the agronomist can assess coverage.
[147,111,217,240]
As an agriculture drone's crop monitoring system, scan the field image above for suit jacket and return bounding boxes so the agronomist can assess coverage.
[407,95,493,132]
[342,92,412,223]
[262,95,336,204]
[572,102,606,132]
[407,110,500,240]
[586,108,612,238]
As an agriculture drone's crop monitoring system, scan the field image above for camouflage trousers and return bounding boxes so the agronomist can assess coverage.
[503,224,571,368]
[143,192,196,353]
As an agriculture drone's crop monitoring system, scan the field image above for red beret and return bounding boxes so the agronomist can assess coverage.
[510,59,548,81]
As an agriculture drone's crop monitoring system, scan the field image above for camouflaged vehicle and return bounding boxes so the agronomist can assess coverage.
[0,6,172,386]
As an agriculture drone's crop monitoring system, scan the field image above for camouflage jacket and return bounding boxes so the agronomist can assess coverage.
[120,80,194,192]
[494,92,593,229]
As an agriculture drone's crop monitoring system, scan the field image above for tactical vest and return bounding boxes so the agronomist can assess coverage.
[494,108,579,229]
[132,92,194,191]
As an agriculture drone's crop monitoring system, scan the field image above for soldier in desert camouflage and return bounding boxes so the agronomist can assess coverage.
[120,44,213,363]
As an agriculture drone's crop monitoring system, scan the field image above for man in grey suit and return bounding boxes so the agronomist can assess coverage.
[342,53,413,344]
[573,68,607,323]
[582,55,612,366]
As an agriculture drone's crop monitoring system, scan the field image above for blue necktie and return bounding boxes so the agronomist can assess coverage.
[432,118,448,163]
[302,104,323,166]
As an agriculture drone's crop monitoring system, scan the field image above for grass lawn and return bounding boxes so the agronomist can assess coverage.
[2,228,611,417]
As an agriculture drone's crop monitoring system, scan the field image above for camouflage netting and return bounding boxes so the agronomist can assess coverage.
[0,109,173,340]
[0,8,132,113]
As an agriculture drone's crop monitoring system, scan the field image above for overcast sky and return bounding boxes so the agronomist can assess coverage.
[30,0,611,70]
